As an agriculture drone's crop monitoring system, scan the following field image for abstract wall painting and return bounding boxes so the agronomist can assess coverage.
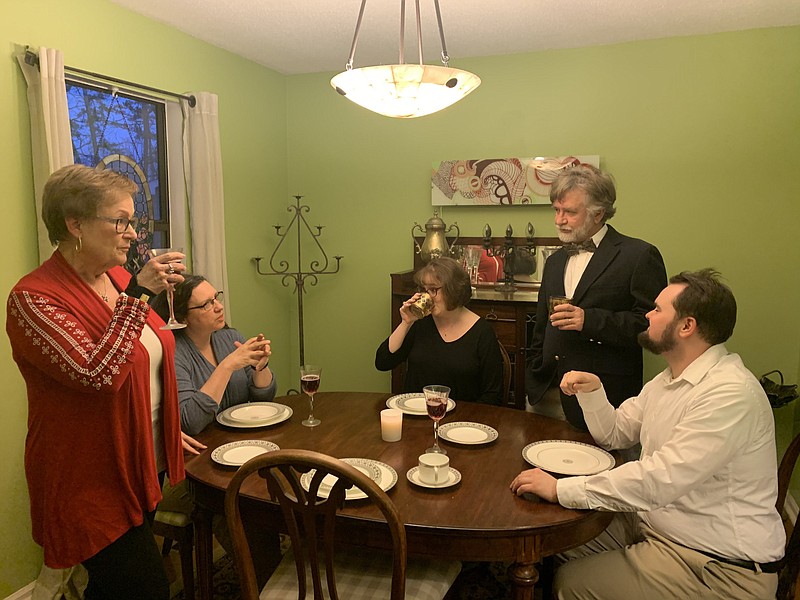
[431,155,600,206]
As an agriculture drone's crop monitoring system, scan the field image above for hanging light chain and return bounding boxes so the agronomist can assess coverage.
[432,0,450,66]
[344,0,453,69]
[345,0,369,70]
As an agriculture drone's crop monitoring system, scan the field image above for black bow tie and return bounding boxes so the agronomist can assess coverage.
[563,239,597,256]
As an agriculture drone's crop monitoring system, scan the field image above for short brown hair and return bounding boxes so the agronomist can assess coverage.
[669,268,737,345]
[42,164,138,245]
[550,164,617,221]
[413,257,471,310]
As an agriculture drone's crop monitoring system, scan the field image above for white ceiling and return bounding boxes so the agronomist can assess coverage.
[110,0,800,76]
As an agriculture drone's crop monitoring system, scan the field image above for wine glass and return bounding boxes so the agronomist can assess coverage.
[464,246,481,290]
[300,365,322,427]
[424,385,450,454]
[148,247,187,331]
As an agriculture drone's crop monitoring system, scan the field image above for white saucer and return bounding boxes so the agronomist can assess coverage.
[406,466,462,489]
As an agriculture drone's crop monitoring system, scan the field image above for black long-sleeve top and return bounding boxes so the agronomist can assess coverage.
[375,316,503,405]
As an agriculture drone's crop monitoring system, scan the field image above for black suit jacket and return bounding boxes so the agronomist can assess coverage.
[526,225,667,411]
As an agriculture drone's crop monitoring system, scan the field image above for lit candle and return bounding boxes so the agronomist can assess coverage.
[380,409,403,442]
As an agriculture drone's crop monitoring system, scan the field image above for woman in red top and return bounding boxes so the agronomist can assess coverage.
[6,165,190,599]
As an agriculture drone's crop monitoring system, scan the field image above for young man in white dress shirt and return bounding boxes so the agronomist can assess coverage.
[512,269,784,600]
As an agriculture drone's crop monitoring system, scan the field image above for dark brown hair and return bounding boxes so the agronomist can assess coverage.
[152,274,207,325]
[669,268,737,345]
[42,164,138,245]
[413,257,471,310]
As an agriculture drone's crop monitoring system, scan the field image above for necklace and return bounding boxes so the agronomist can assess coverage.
[93,275,109,302]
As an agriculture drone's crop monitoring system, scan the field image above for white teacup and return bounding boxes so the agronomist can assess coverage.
[418,453,449,485]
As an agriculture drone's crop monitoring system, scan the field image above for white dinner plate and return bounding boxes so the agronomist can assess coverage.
[406,466,462,489]
[211,440,280,467]
[301,459,398,501]
[522,440,615,476]
[386,393,456,416]
[216,402,293,428]
[438,422,498,445]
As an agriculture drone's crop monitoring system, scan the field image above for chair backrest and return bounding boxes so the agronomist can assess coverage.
[498,341,512,405]
[225,449,407,600]
[777,431,800,599]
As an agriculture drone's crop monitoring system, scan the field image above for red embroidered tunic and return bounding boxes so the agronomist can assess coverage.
[6,251,184,568]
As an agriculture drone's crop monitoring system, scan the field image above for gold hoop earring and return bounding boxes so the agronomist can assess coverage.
[75,237,82,253]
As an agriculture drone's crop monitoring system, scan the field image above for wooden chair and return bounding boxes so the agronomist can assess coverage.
[498,341,512,405]
[152,509,195,600]
[777,431,800,600]
[225,449,460,600]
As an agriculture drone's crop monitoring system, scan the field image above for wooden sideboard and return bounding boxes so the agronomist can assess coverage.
[389,270,539,409]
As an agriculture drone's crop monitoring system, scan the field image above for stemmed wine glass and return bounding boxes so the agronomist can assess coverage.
[148,247,186,330]
[300,365,322,427]
[464,246,481,290]
[424,385,450,454]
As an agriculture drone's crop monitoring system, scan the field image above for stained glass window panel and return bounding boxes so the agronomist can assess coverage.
[66,81,170,273]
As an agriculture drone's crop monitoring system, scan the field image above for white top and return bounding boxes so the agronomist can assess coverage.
[564,224,608,297]
[140,324,166,473]
[557,344,785,563]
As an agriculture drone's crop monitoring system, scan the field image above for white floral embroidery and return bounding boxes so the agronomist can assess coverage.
[9,291,150,390]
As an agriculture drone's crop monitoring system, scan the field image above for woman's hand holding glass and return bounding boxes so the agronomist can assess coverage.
[138,249,186,295]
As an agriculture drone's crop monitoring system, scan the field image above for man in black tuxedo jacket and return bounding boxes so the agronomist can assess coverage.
[526,165,667,430]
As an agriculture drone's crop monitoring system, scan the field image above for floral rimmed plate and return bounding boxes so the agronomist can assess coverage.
[438,421,498,445]
[211,440,280,467]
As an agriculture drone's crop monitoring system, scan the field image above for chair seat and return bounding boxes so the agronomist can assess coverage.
[261,546,461,600]
[154,509,192,528]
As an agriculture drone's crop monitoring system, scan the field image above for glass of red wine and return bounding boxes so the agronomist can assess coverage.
[423,385,450,454]
[300,365,322,427]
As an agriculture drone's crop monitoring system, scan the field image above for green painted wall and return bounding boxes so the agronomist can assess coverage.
[286,27,800,396]
[2,0,799,593]
[1,0,289,593]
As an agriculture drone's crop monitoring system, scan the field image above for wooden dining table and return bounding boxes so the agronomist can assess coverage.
[185,391,614,600]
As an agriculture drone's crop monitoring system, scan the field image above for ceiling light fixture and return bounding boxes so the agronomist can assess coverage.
[330,0,481,119]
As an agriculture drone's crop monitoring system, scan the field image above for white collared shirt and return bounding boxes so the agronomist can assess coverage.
[564,225,608,297]
[556,344,785,562]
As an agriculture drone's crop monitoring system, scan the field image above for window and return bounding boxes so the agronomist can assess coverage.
[67,80,171,273]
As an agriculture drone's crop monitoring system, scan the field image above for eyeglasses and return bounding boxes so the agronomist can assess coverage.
[188,291,224,312]
[418,286,442,297]
[95,216,140,233]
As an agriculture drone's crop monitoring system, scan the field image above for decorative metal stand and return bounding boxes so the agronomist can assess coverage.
[253,196,342,370]
[483,222,536,292]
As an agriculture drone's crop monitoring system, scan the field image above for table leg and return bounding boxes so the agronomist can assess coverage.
[507,560,539,600]
[193,505,214,600]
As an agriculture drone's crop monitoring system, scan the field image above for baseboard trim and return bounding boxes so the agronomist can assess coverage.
[4,581,34,600]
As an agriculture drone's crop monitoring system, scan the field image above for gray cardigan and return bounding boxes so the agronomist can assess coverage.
[174,328,277,434]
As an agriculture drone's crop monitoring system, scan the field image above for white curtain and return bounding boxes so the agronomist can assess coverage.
[15,46,73,263]
[16,45,86,600]
[181,92,231,320]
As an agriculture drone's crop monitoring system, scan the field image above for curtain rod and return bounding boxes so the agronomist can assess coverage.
[24,48,196,108]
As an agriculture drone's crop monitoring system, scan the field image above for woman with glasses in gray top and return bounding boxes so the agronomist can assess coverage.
[154,274,277,435]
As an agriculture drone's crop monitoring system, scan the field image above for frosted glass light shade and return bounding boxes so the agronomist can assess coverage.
[331,63,481,119]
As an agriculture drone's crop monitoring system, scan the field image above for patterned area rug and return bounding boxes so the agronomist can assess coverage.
[174,556,516,600]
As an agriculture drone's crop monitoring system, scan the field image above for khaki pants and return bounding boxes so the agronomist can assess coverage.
[555,514,778,600]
